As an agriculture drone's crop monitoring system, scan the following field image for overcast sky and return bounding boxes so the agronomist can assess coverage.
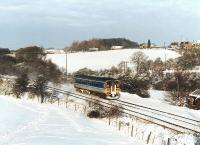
[0,0,200,49]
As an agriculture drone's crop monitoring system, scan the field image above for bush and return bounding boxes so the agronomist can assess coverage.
[0,55,17,75]
[105,105,122,118]
[15,46,45,62]
[87,99,122,119]
[87,110,101,118]
[136,89,150,98]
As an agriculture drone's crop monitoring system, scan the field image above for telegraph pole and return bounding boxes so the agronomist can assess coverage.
[125,61,128,73]
[164,42,167,70]
[66,51,68,81]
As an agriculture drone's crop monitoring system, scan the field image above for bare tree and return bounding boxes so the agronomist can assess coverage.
[30,75,48,103]
[12,74,29,98]
[130,51,148,74]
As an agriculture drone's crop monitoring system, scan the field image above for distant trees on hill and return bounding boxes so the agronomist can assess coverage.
[69,38,139,52]
[15,46,45,62]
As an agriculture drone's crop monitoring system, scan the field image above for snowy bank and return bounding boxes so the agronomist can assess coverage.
[0,95,146,145]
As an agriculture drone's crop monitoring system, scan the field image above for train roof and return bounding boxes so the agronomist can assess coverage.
[74,75,116,82]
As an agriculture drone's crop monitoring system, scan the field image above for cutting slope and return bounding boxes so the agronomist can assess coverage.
[0,95,146,145]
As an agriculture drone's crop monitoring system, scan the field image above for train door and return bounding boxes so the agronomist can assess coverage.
[110,81,117,97]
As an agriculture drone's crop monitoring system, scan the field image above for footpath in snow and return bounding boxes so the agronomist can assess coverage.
[0,95,146,145]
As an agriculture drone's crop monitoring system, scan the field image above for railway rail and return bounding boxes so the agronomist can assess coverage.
[47,86,200,134]
[1,76,199,134]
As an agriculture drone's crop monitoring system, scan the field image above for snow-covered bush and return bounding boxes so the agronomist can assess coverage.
[29,75,48,103]
[104,105,122,118]
[12,73,29,98]
[87,110,101,118]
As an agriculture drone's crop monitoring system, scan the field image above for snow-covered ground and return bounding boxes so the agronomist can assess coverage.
[0,95,146,145]
[47,48,180,73]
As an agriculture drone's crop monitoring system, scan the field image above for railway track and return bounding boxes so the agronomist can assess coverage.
[1,76,199,133]
[47,86,200,134]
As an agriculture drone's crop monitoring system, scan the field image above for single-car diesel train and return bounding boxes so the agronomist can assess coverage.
[74,75,120,99]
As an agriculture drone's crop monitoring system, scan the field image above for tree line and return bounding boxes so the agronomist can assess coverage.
[68,38,139,52]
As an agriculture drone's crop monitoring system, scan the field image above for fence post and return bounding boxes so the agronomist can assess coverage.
[118,121,121,131]
[84,106,87,114]
[135,128,138,137]
[131,125,134,137]
[65,95,69,108]
[75,104,77,111]
[58,98,60,106]
[142,131,145,140]
[77,104,79,111]
[167,138,171,145]
[146,132,152,144]
[116,117,118,127]
[108,117,111,125]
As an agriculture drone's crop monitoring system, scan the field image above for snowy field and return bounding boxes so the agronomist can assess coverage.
[47,48,180,73]
[0,95,146,145]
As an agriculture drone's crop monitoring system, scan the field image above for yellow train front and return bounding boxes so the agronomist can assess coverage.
[74,75,120,99]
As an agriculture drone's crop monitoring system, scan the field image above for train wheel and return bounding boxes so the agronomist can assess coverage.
[105,95,120,100]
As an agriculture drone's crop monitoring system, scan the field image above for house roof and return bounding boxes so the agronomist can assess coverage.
[190,89,200,98]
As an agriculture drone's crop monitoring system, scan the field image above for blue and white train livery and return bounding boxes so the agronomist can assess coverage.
[74,75,120,99]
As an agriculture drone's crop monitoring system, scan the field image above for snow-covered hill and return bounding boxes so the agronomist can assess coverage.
[47,48,180,73]
[0,95,146,145]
